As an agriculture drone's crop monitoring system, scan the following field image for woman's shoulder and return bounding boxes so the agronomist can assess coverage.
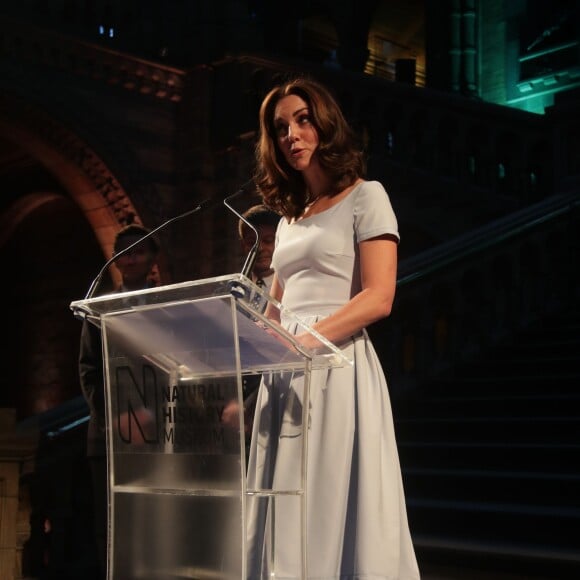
[351,180,391,208]
[355,179,387,195]
[352,180,399,240]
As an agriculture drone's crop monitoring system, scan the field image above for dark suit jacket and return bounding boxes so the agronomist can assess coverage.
[78,282,154,457]
[79,318,106,457]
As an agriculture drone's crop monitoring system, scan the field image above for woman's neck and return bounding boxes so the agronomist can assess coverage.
[303,164,331,198]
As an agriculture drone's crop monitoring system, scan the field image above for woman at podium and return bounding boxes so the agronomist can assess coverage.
[246,77,420,579]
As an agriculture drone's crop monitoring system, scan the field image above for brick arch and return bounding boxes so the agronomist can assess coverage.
[0,93,169,286]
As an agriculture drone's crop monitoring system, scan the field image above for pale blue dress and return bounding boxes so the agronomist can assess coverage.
[246,181,420,579]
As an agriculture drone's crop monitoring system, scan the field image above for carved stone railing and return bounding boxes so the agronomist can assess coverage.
[372,192,580,394]
[0,15,186,102]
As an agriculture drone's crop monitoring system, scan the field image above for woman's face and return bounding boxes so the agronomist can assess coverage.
[273,94,319,173]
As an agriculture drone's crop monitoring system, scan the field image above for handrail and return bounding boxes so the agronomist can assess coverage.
[397,191,580,286]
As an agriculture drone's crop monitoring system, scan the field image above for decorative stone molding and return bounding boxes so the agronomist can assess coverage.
[0,15,187,102]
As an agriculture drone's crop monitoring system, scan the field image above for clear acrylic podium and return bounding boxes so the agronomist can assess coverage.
[70,274,352,579]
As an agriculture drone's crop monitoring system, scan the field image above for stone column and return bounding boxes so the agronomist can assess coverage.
[0,409,38,580]
[461,0,479,96]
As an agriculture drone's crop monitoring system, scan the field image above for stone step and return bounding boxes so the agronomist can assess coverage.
[394,393,580,420]
[402,467,580,507]
[406,498,580,550]
[419,374,580,397]
[483,337,579,359]
[413,534,580,579]
[397,441,580,474]
[450,354,579,378]
[395,415,580,444]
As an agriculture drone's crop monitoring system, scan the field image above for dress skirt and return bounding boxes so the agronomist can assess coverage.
[246,315,420,580]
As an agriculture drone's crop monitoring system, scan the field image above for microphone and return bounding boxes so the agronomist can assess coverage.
[83,196,218,301]
[223,180,260,279]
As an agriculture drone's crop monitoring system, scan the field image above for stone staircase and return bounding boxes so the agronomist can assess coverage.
[393,308,580,578]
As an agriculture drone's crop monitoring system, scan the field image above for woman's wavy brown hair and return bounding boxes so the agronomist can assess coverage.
[254,77,365,219]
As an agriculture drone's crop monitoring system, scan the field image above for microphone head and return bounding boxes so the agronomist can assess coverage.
[230,178,257,199]
[228,281,249,300]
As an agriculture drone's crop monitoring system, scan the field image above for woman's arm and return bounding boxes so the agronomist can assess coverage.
[263,273,284,323]
[298,234,398,348]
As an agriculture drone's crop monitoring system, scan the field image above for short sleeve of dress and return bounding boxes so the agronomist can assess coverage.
[353,180,400,243]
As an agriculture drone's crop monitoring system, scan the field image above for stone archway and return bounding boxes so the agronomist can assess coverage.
[0,94,147,281]
[0,95,167,419]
